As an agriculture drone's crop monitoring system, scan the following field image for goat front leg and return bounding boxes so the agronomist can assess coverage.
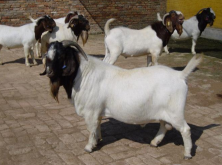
[30,48,38,65]
[191,39,197,55]
[164,45,169,54]
[35,41,41,58]
[84,113,100,153]
[24,46,31,67]
[150,120,167,147]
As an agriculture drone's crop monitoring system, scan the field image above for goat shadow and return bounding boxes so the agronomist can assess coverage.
[2,57,42,66]
[97,118,220,157]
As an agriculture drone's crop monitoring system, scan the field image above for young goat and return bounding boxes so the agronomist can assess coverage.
[42,40,202,159]
[103,10,184,66]
[157,8,216,54]
[41,14,90,57]
[0,15,56,66]
[35,12,79,58]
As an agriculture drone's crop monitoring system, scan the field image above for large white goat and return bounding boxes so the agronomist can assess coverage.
[0,15,56,66]
[103,10,184,66]
[157,8,216,54]
[42,40,202,159]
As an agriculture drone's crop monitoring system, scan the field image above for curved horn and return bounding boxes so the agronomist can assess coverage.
[162,13,170,26]
[196,8,207,15]
[62,40,88,61]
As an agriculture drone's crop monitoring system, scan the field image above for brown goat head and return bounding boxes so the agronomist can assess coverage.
[34,15,56,40]
[41,41,88,102]
[67,15,90,46]
[163,10,184,35]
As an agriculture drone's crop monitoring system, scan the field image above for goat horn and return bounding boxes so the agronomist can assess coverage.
[62,40,88,61]
[68,15,79,23]
[162,13,170,26]
[196,8,207,15]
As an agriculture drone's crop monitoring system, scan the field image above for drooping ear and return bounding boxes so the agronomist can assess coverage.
[61,49,79,77]
[165,17,173,33]
[67,15,79,28]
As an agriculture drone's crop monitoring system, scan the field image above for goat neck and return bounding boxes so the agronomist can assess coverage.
[151,21,172,47]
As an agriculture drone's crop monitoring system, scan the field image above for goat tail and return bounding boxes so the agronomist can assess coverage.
[181,54,203,79]
[157,13,162,21]
[104,18,116,36]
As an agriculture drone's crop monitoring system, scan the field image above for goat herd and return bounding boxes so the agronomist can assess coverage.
[0,8,216,160]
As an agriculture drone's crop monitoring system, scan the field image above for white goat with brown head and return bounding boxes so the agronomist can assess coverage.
[103,10,184,66]
[0,15,56,66]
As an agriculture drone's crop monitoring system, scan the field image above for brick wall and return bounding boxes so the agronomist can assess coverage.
[80,0,166,30]
[0,0,166,33]
[0,0,102,33]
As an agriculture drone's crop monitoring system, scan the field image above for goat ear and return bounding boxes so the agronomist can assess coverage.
[165,17,173,33]
[62,54,78,76]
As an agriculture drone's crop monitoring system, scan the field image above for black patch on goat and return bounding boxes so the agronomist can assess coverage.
[46,42,80,101]
[151,21,172,47]
[196,8,215,36]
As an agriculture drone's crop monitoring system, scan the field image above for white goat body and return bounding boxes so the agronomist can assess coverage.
[103,18,162,66]
[74,51,201,159]
[0,23,37,66]
[44,41,202,159]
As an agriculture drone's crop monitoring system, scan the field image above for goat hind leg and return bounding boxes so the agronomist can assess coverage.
[0,45,2,65]
[150,120,167,147]
[172,121,192,159]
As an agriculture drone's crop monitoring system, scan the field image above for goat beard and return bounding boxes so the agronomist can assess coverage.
[50,79,60,103]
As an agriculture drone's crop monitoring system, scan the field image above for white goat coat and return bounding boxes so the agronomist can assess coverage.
[0,24,36,49]
[72,56,187,125]
[54,17,65,24]
[104,25,162,65]
[170,16,200,40]
[41,23,77,54]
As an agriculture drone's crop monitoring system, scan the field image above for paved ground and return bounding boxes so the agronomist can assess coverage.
[0,34,222,165]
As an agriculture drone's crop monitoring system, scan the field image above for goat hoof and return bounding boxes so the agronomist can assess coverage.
[0,61,3,65]
[26,63,31,67]
[84,145,93,153]
[150,142,158,148]
[33,62,38,66]
[184,156,192,160]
